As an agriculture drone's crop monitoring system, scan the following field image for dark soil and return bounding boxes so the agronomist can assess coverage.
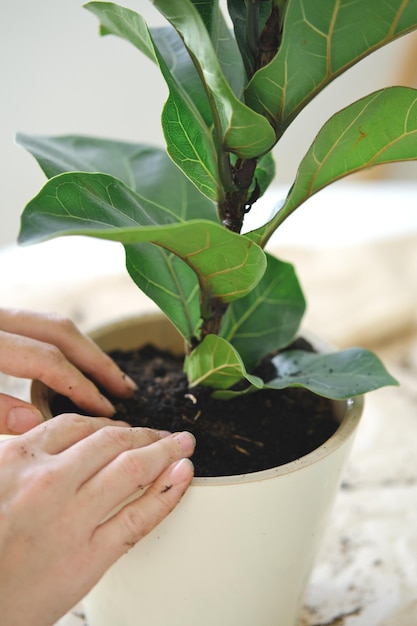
[52,339,340,477]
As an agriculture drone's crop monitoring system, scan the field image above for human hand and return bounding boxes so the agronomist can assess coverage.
[0,413,195,626]
[0,308,138,434]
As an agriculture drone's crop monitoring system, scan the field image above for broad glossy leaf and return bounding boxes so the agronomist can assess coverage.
[18,172,266,303]
[125,244,201,341]
[16,134,216,341]
[246,0,417,133]
[220,253,305,370]
[85,2,220,201]
[257,87,417,244]
[152,0,276,158]
[15,134,217,218]
[184,334,264,389]
[266,348,398,400]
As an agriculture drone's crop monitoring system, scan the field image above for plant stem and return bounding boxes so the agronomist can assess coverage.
[200,2,283,341]
[254,3,281,71]
[218,157,258,233]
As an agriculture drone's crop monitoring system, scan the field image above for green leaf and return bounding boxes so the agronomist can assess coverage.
[188,0,245,98]
[15,134,218,219]
[18,171,267,304]
[16,135,216,341]
[227,0,273,78]
[220,253,305,370]
[85,1,157,61]
[267,348,399,400]
[184,334,264,389]
[246,0,417,134]
[151,0,276,158]
[253,151,276,198]
[151,27,213,127]
[85,2,221,201]
[258,87,417,243]
[125,244,201,340]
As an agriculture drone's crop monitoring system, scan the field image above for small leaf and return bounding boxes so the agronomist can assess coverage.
[86,1,156,61]
[267,348,399,400]
[221,253,305,370]
[184,335,264,389]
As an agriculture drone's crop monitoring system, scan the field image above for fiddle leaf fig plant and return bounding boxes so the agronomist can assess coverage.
[18,0,417,401]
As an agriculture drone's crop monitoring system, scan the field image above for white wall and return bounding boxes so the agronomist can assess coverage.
[1,1,416,247]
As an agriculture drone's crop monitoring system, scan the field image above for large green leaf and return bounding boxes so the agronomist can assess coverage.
[85,2,220,201]
[254,87,417,245]
[16,134,217,340]
[184,334,264,389]
[15,134,217,218]
[18,171,267,303]
[246,0,417,134]
[151,0,276,158]
[220,253,305,370]
[266,348,398,400]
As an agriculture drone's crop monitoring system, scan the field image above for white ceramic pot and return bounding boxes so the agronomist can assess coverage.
[34,314,364,626]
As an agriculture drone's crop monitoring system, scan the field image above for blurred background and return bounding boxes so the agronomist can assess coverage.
[1,0,417,247]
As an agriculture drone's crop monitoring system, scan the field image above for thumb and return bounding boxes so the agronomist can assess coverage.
[0,393,44,435]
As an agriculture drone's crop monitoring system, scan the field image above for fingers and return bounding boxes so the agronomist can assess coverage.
[0,329,117,417]
[0,393,43,435]
[78,431,196,523]
[57,423,170,481]
[92,457,194,566]
[19,412,129,455]
[0,308,138,409]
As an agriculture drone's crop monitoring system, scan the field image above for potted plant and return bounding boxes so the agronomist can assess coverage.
[16,1,417,625]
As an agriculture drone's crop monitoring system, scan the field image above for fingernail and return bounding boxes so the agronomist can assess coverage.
[100,395,117,416]
[7,407,43,434]
[173,431,196,454]
[158,430,172,438]
[122,373,138,392]
[168,458,194,483]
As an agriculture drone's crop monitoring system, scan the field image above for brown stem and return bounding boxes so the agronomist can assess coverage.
[200,299,229,340]
[255,4,282,71]
[218,158,257,233]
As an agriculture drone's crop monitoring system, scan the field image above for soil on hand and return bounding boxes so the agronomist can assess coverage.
[51,342,339,477]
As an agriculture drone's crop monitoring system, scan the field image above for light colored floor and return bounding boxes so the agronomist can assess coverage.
[1,182,416,626]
